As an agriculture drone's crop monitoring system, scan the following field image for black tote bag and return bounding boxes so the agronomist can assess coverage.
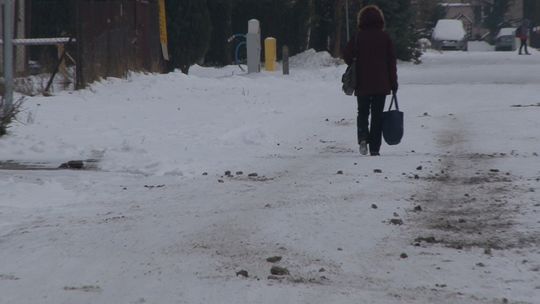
[382,94,403,145]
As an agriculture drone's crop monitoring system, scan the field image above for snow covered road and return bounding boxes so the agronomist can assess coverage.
[1,50,539,303]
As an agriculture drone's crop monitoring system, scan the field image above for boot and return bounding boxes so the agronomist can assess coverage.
[359,141,368,155]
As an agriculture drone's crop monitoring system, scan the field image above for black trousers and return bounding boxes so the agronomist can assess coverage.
[357,95,386,153]
[519,39,529,54]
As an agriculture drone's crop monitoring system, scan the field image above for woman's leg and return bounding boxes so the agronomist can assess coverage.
[357,95,371,144]
[368,95,386,154]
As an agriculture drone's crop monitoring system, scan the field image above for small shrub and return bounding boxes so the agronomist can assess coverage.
[0,97,24,137]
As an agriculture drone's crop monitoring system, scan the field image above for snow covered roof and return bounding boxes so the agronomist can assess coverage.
[440,3,472,7]
[432,19,467,40]
[497,27,516,38]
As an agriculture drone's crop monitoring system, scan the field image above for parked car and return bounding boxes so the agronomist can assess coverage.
[495,27,517,51]
[431,19,468,51]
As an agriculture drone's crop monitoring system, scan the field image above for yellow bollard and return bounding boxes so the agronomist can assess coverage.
[264,37,277,71]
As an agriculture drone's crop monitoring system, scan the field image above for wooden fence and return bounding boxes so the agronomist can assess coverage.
[76,0,165,88]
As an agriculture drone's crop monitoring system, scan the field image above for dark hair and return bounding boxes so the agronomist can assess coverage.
[357,5,385,30]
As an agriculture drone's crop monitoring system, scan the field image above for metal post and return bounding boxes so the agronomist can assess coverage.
[282,45,289,75]
[3,0,14,114]
[247,19,261,74]
[264,37,276,71]
[15,0,25,74]
[345,0,350,41]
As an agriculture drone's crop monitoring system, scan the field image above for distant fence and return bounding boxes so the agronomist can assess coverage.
[0,37,75,95]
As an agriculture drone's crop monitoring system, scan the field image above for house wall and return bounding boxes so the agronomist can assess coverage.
[441,4,480,38]
[440,0,524,39]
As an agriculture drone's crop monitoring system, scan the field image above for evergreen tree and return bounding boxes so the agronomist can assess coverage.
[309,0,336,52]
[484,0,512,42]
[286,0,313,55]
[205,0,235,66]
[414,0,445,38]
[166,0,212,74]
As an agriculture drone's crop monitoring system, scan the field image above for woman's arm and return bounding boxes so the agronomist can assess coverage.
[387,35,398,93]
[342,38,355,66]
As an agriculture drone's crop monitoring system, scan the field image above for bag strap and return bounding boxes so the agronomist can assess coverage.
[388,93,399,111]
[352,34,358,61]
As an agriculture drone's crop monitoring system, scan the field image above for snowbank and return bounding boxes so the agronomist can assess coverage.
[289,49,342,69]
[467,41,495,52]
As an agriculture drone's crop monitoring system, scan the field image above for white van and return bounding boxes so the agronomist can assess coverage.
[431,19,468,51]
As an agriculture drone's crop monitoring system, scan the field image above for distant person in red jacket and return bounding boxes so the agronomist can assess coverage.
[342,5,398,156]
[517,19,531,55]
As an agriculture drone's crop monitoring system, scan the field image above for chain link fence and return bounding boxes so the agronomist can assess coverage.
[1,2,76,136]
[1,4,75,99]
[2,38,76,96]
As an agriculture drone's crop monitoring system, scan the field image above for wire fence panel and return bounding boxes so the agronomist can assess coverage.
[1,1,76,96]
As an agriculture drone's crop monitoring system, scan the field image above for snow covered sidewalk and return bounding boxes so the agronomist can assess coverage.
[0,50,539,303]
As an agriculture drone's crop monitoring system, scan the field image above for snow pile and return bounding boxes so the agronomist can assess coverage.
[14,70,75,96]
[289,49,342,68]
[432,19,466,40]
[467,41,495,52]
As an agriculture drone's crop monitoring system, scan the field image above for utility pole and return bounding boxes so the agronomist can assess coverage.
[3,0,14,115]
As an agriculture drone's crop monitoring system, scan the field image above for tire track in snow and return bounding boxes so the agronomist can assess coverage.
[412,124,539,250]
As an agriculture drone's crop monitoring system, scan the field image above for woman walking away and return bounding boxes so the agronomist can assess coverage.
[518,19,531,55]
[342,5,398,156]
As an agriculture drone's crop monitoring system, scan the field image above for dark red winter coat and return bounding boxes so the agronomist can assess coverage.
[342,6,398,96]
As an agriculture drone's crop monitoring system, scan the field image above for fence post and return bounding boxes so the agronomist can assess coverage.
[3,0,14,114]
[282,45,289,75]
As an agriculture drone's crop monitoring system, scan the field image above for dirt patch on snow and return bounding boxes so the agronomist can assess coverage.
[411,129,540,250]
[320,145,355,154]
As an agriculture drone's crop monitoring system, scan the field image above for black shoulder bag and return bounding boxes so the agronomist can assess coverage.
[342,36,358,96]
